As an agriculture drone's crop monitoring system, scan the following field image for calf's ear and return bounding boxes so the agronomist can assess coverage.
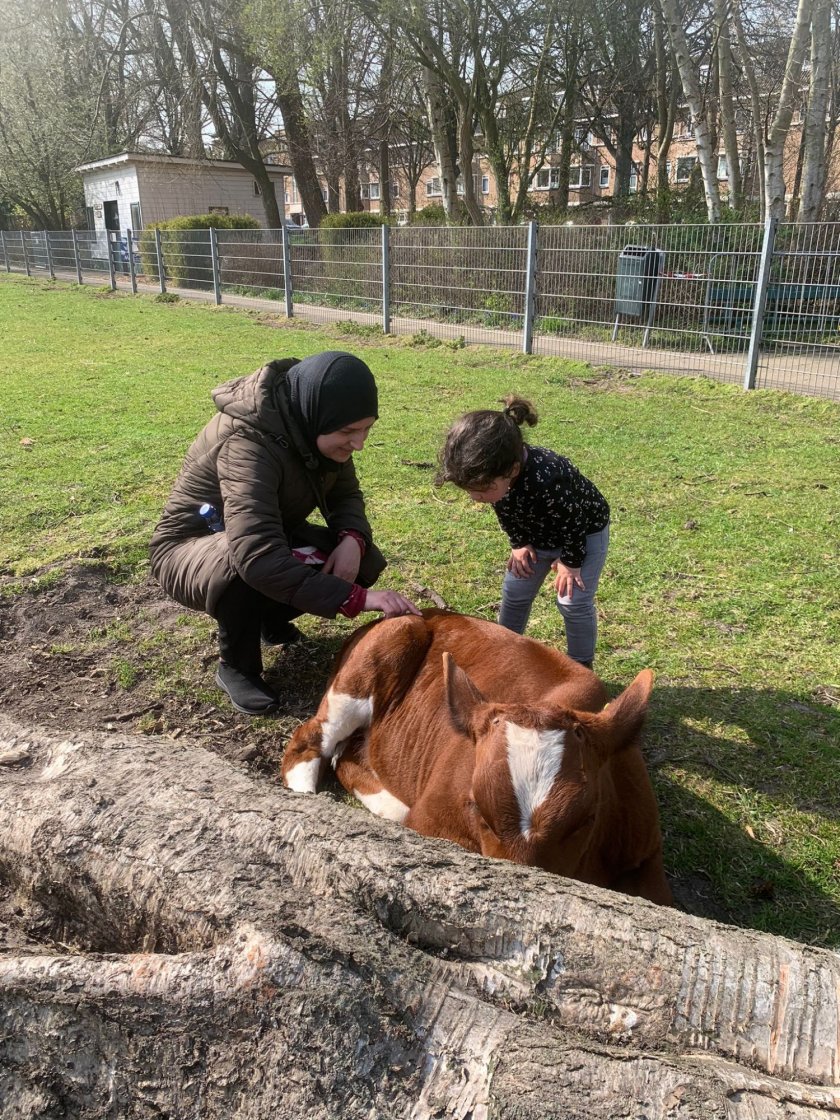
[443,652,487,739]
[588,669,654,757]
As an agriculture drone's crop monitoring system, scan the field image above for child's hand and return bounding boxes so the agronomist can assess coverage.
[507,546,537,578]
[551,561,585,601]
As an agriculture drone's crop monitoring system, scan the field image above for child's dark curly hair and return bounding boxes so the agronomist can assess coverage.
[435,395,538,490]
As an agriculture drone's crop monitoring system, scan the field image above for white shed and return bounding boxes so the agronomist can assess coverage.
[75,152,291,233]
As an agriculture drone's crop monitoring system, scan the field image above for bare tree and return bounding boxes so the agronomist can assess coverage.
[657,0,723,220]
[797,0,832,220]
[243,0,329,226]
[163,0,285,227]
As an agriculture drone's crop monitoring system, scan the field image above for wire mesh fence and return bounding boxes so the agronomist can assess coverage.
[389,225,529,345]
[2,220,838,400]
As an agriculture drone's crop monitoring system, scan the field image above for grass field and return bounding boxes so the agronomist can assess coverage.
[2,273,838,947]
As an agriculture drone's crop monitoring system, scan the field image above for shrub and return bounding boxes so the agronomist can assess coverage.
[409,204,448,226]
[320,211,387,230]
[138,213,260,288]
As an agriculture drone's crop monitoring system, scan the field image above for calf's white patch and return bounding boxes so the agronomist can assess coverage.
[354,787,410,823]
[285,757,322,793]
[320,690,373,759]
[505,724,566,838]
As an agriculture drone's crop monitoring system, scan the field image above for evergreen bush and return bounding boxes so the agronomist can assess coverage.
[138,213,259,288]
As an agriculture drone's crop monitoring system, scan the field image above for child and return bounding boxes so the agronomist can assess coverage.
[436,396,610,668]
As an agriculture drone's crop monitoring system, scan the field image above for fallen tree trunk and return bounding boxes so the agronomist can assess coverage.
[0,714,838,1119]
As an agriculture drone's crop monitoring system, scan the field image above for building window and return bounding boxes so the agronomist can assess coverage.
[426,176,442,196]
[455,175,480,196]
[322,187,328,203]
[129,202,143,231]
[676,156,696,182]
[599,166,610,189]
[677,115,694,138]
[481,175,490,194]
[253,181,261,196]
[568,165,592,188]
[86,205,95,230]
[390,182,400,199]
[535,167,561,190]
[717,154,729,180]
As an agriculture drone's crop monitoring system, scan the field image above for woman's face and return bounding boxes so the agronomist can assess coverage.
[316,417,376,463]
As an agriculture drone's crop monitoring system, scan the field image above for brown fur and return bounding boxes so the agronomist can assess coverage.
[282,610,671,905]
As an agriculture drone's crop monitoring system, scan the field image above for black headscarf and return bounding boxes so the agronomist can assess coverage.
[286,352,379,467]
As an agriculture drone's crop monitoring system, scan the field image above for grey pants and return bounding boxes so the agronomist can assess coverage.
[497,524,610,663]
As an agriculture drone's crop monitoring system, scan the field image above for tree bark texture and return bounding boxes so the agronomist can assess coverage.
[657,0,722,221]
[1,714,839,1119]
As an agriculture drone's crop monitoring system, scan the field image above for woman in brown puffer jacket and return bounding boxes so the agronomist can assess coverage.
[150,350,420,715]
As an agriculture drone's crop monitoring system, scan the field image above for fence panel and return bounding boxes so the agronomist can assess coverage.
[216,228,286,302]
[289,227,382,322]
[754,222,840,399]
[152,230,215,294]
[535,223,765,384]
[48,231,80,279]
[389,225,529,346]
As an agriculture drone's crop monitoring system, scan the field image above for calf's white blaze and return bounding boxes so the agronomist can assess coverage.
[505,723,566,838]
[354,787,411,823]
[320,690,373,759]
[285,757,322,794]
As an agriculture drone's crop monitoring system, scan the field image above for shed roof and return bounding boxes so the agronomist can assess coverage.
[76,152,291,177]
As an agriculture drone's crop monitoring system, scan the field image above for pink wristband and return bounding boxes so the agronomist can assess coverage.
[338,529,367,556]
[338,583,367,618]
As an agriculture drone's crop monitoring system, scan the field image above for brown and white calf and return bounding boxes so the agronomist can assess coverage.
[282,610,671,905]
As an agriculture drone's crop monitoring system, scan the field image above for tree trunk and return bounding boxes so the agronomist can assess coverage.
[657,0,722,221]
[732,3,767,217]
[715,0,743,211]
[798,0,831,221]
[1,713,839,1118]
[763,0,813,220]
[274,79,328,228]
[422,66,461,220]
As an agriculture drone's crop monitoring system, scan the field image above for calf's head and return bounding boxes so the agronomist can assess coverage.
[443,654,655,873]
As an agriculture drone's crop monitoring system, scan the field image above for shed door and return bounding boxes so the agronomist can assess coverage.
[103,200,120,231]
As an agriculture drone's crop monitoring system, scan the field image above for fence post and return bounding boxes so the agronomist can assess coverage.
[522,221,539,353]
[44,231,55,280]
[209,226,222,305]
[281,223,294,317]
[154,228,166,293]
[21,232,31,277]
[126,229,138,294]
[1,231,9,272]
[71,229,83,283]
[106,231,117,290]
[381,222,391,334]
[743,215,778,391]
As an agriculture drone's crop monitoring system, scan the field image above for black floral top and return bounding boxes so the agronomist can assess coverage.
[493,445,610,567]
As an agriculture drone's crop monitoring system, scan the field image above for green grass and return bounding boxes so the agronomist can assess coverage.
[2,273,839,946]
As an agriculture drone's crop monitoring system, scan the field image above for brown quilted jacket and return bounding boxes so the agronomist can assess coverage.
[150,359,374,618]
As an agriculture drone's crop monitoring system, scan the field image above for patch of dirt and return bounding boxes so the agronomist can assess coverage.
[0,565,341,776]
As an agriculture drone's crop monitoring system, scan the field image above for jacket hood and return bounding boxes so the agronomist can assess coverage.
[211,359,321,471]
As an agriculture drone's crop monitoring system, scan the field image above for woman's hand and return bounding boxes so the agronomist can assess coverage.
[364,590,423,618]
[507,545,537,578]
[551,561,585,601]
[322,535,363,582]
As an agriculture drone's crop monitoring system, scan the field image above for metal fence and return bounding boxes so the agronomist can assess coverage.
[2,219,838,401]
